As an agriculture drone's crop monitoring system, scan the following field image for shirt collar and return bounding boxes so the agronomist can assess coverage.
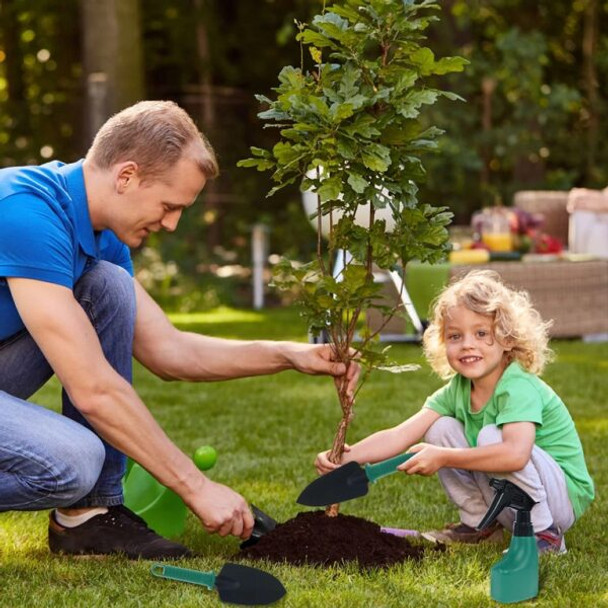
[58,160,98,258]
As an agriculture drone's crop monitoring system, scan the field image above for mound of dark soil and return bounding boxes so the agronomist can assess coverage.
[238,510,443,569]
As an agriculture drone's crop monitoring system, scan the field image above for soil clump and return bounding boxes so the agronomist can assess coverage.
[238,510,444,568]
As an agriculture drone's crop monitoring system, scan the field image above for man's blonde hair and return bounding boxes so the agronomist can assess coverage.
[423,269,553,379]
[86,100,219,181]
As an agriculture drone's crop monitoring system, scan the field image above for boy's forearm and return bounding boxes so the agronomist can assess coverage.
[442,443,530,473]
[343,428,409,464]
[345,409,439,464]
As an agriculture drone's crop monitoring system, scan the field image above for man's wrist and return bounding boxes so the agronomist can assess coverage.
[167,459,208,502]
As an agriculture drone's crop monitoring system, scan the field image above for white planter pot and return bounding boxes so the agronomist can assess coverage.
[301,169,396,239]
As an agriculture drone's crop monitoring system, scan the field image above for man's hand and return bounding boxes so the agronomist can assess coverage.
[398,443,447,476]
[187,478,254,539]
[284,343,360,404]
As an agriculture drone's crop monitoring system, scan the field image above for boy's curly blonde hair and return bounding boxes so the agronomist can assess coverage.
[422,269,553,379]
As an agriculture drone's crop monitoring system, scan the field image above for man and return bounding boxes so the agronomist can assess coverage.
[0,101,358,559]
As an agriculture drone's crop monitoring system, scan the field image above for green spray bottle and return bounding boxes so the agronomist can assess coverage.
[477,478,538,604]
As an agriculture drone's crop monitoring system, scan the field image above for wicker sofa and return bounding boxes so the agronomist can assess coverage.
[448,259,608,338]
[369,258,608,340]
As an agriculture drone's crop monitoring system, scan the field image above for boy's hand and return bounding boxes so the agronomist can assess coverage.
[315,444,351,475]
[398,443,447,476]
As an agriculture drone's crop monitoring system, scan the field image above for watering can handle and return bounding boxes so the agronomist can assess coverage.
[151,564,216,590]
[365,452,415,483]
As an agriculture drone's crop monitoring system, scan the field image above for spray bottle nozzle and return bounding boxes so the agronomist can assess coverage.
[476,479,536,531]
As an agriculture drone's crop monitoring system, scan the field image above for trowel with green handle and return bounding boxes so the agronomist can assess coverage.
[297,452,415,506]
[151,562,286,605]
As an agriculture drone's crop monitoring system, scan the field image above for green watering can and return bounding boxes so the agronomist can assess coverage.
[123,445,217,538]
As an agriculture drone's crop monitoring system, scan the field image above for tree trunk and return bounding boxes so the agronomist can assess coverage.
[0,0,29,139]
[480,76,496,190]
[80,0,145,144]
[324,372,353,517]
[193,0,222,252]
[582,0,599,182]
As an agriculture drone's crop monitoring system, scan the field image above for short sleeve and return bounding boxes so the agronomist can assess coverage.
[0,194,74,287]
[423,380,457,417]
[495,377,544,427]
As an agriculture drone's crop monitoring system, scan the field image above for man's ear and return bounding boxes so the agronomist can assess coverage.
[115,161,139,193]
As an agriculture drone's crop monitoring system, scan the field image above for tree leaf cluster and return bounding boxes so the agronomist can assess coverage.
[240,0,461,377]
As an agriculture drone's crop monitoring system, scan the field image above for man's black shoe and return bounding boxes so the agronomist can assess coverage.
[48,505,192,559]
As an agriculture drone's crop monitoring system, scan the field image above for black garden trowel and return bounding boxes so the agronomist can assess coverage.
[151,561,286,605]
[239,505,278,549]
[297,452,415,506]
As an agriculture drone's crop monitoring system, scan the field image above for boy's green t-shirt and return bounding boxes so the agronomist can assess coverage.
[423,362,594,520]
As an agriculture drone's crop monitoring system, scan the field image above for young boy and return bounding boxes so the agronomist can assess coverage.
[315,270,594,553]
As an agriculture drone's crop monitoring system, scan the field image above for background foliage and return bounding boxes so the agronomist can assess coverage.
[1,0,607,302]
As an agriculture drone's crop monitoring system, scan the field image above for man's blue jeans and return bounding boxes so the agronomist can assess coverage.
[0,261,136,511]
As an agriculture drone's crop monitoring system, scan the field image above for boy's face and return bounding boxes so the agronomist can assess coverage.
[443,305,510,390]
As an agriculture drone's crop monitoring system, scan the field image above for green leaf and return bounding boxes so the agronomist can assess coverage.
[407,89,440,106]
[434,56,469,75]
[344,114,381,138]
[393,70,418,94]
[336,137,357,160]
[410,47,435,75]
[316,176,342,202]
[313,12,349,41]
[277,65,305,88]
[258,107,289,121]
[298,29,335,48]
[347,172,369,194]
[250,146,273,158]
[272,141,303,165]
[338,65,360,100]
[361,144,391,172]
[330,102,355,123]
[236,157,275,171]
[440,91,466,102]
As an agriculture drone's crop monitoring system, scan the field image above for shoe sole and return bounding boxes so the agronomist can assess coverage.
[422,528,504,545]
[50,548,188,560]
[56,553,109,560]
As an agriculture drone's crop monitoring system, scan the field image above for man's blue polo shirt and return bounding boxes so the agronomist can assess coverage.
[0,160,133,340]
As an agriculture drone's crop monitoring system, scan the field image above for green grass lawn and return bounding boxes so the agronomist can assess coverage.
[1,307,607,607]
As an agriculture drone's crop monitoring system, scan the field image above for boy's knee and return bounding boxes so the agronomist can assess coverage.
[477,424,502,446]
[425,416,464,445]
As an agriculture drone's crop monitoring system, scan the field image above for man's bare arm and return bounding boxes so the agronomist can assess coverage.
[132,280,359,396]
[7,277,253,538]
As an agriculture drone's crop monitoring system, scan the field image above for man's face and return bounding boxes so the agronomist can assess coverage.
[116,155,207,247]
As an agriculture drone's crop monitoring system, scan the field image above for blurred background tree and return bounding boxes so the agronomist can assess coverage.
[1,0,607,306]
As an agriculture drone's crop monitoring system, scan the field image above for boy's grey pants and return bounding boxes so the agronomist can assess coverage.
[425,417,575,534]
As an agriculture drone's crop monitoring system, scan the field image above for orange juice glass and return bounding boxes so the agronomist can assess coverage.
[482,232,512,252]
